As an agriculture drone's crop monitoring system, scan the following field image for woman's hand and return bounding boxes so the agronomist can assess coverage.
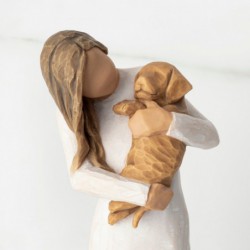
[128,100,173,138]
[145,183,173,210]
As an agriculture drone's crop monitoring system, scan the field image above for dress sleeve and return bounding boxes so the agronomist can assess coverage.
[166,99,220,149]
[55,107,150,206]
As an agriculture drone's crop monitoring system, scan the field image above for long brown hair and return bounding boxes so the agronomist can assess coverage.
[40,30,115,174]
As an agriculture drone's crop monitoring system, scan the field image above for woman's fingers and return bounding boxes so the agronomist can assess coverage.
[128,107,172,138]
[145,183,174,210]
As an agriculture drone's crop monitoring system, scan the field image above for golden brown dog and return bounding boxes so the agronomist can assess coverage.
[108,62,192,228]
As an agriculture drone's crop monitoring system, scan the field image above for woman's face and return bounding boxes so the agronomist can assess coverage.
[83,47,119,99]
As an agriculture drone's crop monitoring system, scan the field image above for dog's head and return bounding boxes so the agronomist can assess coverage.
[134,62,192,105]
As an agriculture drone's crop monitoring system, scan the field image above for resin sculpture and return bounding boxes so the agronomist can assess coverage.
[108,62,192,227]
[40,30,219,250]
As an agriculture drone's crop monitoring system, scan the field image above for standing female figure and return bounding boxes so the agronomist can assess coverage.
[40,30,219,250]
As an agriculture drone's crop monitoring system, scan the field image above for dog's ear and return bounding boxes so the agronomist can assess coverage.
[166,66,192,104]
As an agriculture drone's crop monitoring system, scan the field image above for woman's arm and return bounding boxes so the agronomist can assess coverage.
[166,98,220,149]
[55,107,150,206]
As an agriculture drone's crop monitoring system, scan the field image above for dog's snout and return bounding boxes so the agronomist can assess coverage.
[135,76,156,94]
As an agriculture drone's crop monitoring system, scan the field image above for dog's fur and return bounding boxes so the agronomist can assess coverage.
[108,62,192,228]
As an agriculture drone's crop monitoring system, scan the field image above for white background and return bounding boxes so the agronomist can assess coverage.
[0,0,249,249]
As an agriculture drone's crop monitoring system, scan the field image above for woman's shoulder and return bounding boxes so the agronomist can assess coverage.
[117,66,143,76]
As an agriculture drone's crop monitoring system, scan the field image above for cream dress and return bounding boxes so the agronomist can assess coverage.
[56,66,219,250]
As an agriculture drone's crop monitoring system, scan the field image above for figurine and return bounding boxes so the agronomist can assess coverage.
[40,30,219,250]
[108,62,192,228]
